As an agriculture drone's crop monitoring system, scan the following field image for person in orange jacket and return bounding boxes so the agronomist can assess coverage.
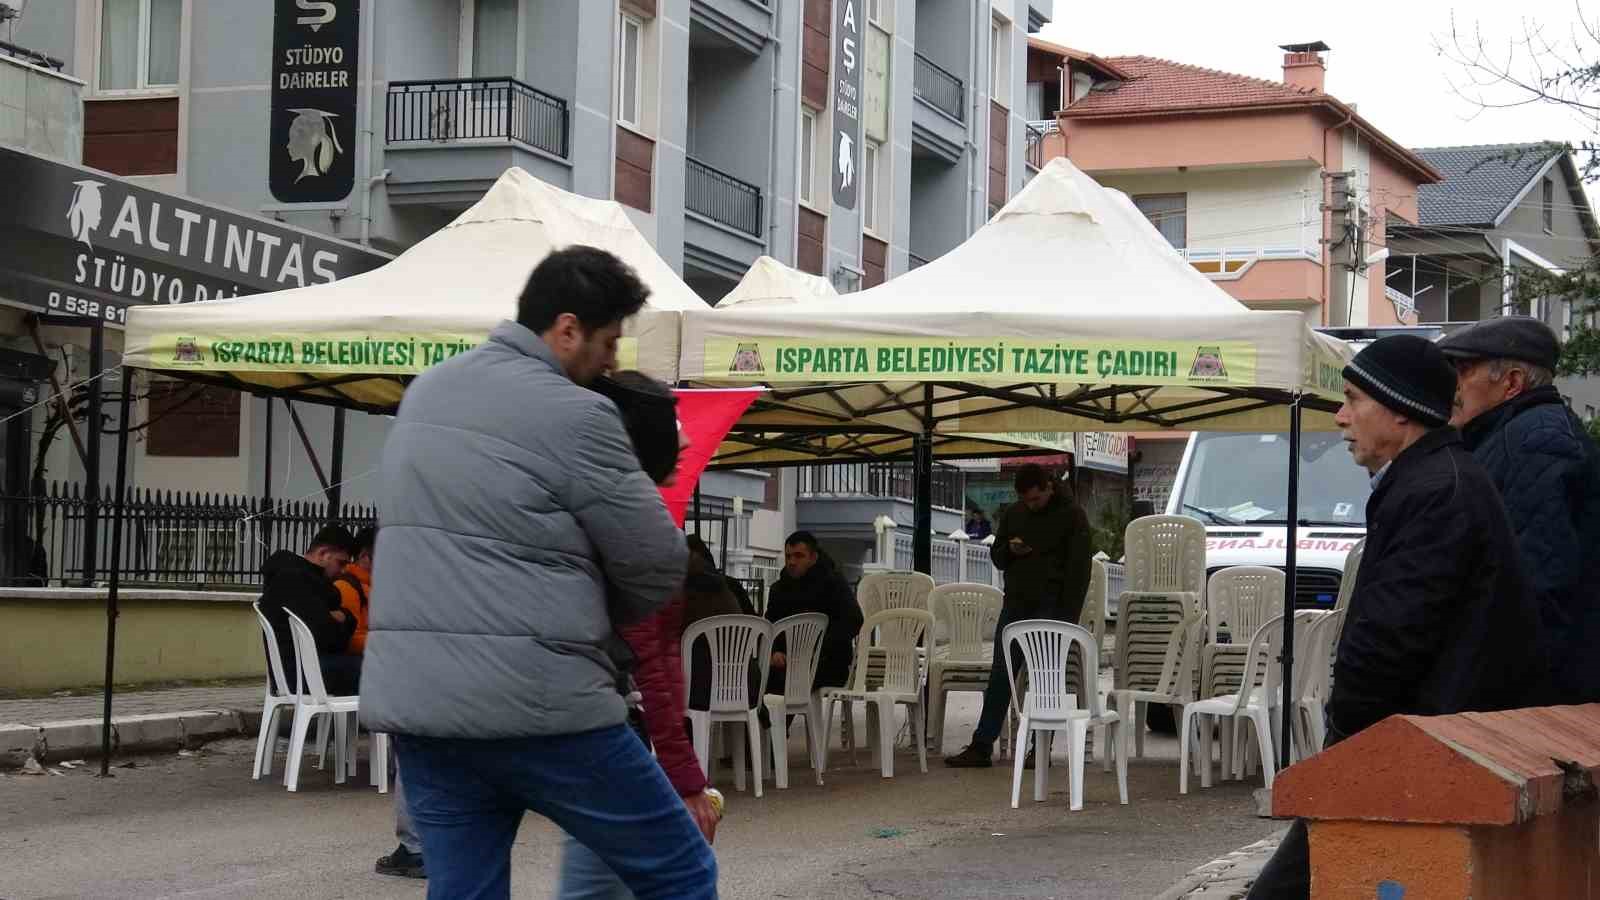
[334,527,376,656]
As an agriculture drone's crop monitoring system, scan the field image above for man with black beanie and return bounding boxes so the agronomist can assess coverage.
[1248,335,1543,899]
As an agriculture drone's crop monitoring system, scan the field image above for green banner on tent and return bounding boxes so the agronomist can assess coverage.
[147,334,642,374]
[706,337,1258,386]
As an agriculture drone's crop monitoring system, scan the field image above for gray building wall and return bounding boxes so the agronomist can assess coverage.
[9,0,1048,508]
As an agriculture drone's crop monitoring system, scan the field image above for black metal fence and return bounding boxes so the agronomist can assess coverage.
[686,157,764,237]
[387,77,570,158]
[913,52,965,122]
[2,482,376,588]
[1025,122,1045,169]
[797,461,966,511]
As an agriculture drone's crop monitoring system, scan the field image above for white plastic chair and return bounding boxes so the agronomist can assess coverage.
[250,601,301,780]
[682,614,771,797]
[763,612,828,789]
[820,608,933,779]
[926,583,1004,753]
[1295,609,1345,756]
[1108,606,1206,780]
[1081,559,1109,655]
[1333,538,1365,613]
[1203,567,1286,699]
[857,570,937,619]
[1117,515,1207,757]
[1003,620,1127,811]
[282,611,360,792]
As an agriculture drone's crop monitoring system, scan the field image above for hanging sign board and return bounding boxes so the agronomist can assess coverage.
[270,0,361,203]
[831,0,862,210]
[0,147,387,327]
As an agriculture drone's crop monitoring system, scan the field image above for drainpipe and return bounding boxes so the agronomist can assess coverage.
[765,8,782,250]
[358,0,379,245]
[965,0,980,235]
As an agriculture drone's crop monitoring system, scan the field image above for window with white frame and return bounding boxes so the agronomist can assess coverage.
[867,0,891,29]
[863,140,882,235]
[99,0,181,91]
[618,14,645,129]
[989,16,1009,106]
[799,109,817,207]
[1134,194,1187,249]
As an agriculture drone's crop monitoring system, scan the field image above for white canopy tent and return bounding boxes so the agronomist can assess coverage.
[712,256,1082,464]
[122,168,705,411]
[680,158,1352,462]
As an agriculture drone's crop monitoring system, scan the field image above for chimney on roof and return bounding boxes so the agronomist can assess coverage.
[1280,41,1329,93]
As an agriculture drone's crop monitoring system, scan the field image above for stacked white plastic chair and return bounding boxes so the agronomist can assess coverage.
[282,612,361,792]
[1003,620,1128,811]
[1203,566,1285,697]
[1108,606,1207,787]
[1295,608,1346,755]
[1112,515,1207,759]
[846,570,935,755]
[682,614,772,797]
[820,608,932,779]
[926,583,1004,753]
[763,612,829,789]
[1080,558,1110,656]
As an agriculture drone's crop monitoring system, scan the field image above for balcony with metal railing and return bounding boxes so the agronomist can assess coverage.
[383,76,573,206]
[913,52,965,122]
[1025,122,1045,170]
[797,462,966,511]
[686,157,763,237]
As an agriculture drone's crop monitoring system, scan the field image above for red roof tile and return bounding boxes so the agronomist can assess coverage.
[1059,55,1441,183]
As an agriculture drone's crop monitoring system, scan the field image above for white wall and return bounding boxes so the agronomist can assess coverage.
[1094,166,1321,257]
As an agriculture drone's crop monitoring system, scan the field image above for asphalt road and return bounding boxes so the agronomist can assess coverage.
[0,696,1281,899]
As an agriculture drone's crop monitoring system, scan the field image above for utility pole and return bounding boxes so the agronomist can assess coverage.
[1323,170,1357,326]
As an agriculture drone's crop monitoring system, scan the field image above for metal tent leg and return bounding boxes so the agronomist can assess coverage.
[99,367,134,777]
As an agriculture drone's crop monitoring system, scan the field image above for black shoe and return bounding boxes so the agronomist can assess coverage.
[376,845,426,879]
[1023,749,1037,770]
[944,744,993,768]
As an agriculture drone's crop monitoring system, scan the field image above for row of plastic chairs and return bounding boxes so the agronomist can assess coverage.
[250,602,388,793]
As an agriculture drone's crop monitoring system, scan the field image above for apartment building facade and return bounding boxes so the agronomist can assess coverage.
[8,0,1051,516]
[1028,39,1440,329]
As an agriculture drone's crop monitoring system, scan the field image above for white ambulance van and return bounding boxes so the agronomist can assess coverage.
[1161,326,1441,610]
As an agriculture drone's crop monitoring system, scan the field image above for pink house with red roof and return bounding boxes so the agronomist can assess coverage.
[1025,40,1441,327]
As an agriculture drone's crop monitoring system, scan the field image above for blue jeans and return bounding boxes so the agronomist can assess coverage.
[972,609,1026,748]
[559,834,633,900]
[397,725,717,900]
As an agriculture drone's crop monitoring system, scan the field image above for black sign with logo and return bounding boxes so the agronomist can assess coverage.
[832,0,863,210]
[0,147,388,326]
[269,0,361,203]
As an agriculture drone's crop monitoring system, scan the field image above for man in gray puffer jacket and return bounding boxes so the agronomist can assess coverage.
[361,246,712,900]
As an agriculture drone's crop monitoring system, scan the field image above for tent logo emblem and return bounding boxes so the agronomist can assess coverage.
[173,339,203,364]
[729,343,765,376]
[1189,346,1228,379]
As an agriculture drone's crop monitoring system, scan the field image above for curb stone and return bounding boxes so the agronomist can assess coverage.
[0,706,260,767]
[1152,832,1285,900]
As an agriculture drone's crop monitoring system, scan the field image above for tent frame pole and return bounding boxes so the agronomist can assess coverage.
[912,386,934,574]
[82,320,104,584]
[1280,396,1303,766]
[99,367,134,777]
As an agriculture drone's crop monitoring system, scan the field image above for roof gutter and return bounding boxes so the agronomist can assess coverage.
[1061,99,1442,184]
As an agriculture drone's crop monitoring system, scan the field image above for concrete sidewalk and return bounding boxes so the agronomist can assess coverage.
[0,683,262,767]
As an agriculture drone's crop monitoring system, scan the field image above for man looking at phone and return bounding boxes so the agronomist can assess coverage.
[945,464,1093,768]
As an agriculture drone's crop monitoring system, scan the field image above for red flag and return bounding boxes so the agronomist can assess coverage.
[658,389,761,527]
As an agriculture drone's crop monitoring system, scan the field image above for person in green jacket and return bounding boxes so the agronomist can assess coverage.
[945,464,1093,768]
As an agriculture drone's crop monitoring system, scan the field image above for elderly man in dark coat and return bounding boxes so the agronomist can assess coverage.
[1249,335,1544,899]
[1440,316,1600,704]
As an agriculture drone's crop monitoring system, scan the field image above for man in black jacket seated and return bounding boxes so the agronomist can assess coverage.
[1249,335,1544,899]
[258,525,359,695]
[765,531,864,695]
[1439,316,1600,704]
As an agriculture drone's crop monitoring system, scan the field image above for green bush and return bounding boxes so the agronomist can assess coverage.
[1090,502,1130,562]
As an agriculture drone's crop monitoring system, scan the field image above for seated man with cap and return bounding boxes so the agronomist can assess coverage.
[1248,334,1544,899]
[1438,315,1600,705]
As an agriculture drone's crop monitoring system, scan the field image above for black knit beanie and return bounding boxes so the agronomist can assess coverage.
[591,371,681,485]
[1341,335,1455,427]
